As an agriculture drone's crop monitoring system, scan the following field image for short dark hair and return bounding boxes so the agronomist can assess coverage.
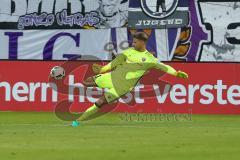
[132,32,149,42]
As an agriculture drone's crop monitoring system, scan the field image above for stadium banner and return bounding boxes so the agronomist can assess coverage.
[1,1,240,62]
[0,61,240,114]
[0,0,128,30]
[113,1,240,62]
[128,0,190,29]
[0,29,112,60]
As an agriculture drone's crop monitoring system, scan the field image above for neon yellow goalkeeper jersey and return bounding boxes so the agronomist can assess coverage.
[98,47,176,89]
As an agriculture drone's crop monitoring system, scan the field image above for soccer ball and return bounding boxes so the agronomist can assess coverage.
[50,66,65,80]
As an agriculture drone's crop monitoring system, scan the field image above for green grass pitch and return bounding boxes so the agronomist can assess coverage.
[0,112,240,160]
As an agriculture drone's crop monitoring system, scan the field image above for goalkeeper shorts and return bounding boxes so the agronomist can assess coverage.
[93,73,130,103]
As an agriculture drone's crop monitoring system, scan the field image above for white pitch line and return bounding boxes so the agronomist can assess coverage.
[0,123,238,129]
[0,123,173,128]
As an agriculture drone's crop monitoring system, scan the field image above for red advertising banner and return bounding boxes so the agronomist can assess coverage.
[0,61,239,114]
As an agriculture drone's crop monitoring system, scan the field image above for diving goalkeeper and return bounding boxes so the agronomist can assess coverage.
[72,32,188,127]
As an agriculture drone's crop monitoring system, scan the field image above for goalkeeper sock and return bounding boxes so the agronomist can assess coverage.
[78,104,100,121]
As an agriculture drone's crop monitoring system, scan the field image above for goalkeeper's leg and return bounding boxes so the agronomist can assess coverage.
[71,74,128,126]
[76,74,113,123]
[72,96,108,126]
[71,75,110,126]
[72,87,128,126]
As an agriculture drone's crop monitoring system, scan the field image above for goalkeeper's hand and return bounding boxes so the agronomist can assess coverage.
[176,71,188,79]
[92,63,102,74]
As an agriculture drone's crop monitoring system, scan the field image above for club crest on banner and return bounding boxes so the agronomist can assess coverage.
[140,0,179,19]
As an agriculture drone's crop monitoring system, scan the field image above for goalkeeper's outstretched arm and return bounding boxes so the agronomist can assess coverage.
[154,62,188,79]
[92,54,125,74]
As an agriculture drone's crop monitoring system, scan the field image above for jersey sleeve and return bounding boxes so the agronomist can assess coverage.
[100,51,127,73]
[153,59,177,76]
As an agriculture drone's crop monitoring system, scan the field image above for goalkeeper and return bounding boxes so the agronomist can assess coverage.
[72,32,188,127]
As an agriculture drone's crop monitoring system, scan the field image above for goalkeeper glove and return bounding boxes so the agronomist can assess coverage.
[176,71,188,79]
